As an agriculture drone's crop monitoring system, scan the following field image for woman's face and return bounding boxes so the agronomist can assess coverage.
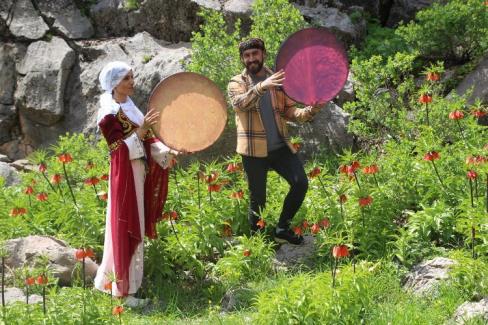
[113,70,134,97]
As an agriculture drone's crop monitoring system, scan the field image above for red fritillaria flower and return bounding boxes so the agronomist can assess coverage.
[467,170,478,180]
[466,155,487,165]
[84,176,100,186]
[319,218,330,229]
[162,211,178,221]
[339,194,347,203]
[449,110,464,120]
[208,184,222,192]
[332,245,350,259]
[10,207,27,217]
[339,165,348,174]
[36,275,48,285]
[362,165,379,174]
[38,163,47,173]
[51,174,62,184]
[75,249,86,261]
[100,174,109,181]
[205,172,219,184]
[230,190,244,199]
[302,220,309,229]
[256,218,266,229]
[112,306,124,315]
[293,226,303,236]
[311,223,320,234]
[418,94,433,104]
[222,224,232,237]
[36,192,48,201]
[97,191,108,201]
[226,163,241,173]
[471,110,487,118]
[25,277,35,286]
[423,151,440,161]
[243,249,251,257]
[308,167,321,178]
[104,282,112,291]
[426,72,440,81]
[359,196,373,208]
[58,153,73,164]
[24,186,34,195]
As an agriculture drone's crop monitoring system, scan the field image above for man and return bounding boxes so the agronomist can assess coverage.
[227,38,322,245]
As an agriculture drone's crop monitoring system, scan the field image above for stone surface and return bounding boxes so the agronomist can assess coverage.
[295,4,367,46]
[290,102,354,155]
[0,44,16,105]
[3,287,42,305]
[334,71,355,106]
[402,257,457,295]
[274,235,316,267]
[386,0,436,27]
[4,235,99,286]
[10,158,36,172]
[0,0,49,40]
[16,37,76,126]
[0,154,10,162]
[453,54,488,105]
[36,0,94,39]
[0,161,20,186]
[221,287,255,312]
[450,298,488,325]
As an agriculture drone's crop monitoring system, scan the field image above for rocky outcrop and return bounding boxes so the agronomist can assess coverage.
[0,161,21,186]
[454,54,488,106]
[402,257,457,296]
[450,298,488,325]
[0,0,49,40]
[3,287,42,305]
[4,235,99,286]
[274,235,316,267]
[386,0,435,27]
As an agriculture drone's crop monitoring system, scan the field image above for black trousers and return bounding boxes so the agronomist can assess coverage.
[241,146,308,229]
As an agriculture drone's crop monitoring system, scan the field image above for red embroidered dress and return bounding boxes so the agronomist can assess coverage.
[95,106,170,297]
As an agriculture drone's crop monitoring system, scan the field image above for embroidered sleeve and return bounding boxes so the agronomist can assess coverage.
[123,133,145,160]
[149,140,173,169]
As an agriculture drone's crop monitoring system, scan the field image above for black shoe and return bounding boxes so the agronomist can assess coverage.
[274,227,303,245]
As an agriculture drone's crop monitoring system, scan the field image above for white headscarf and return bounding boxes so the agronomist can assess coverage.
[96,61,144,126]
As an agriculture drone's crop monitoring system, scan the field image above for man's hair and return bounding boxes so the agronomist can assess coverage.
[239,38,266,57]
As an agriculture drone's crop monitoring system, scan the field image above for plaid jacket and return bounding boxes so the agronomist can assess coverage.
[227,66,320,157]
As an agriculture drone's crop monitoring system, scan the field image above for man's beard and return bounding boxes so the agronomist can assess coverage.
[245,60,264,75]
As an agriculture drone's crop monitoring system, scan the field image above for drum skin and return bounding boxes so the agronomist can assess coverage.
[148,72,227,152]
[275,27,349,106]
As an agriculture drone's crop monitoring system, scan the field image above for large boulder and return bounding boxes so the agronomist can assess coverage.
[0,161,21,186]
[0,0,49,40]
[454,54,488,105]
[36,0,94,39]
[3,287,42,305]
[290,102,354,155]
[90,0,220,42]
[4,235,99,286]
[274,235,316,267]
[15,37,76,128]
[386,0,436,27]
[223,0,254,34]
[295,4,367,47]
[402,257,457,296]
[450,298,488,325]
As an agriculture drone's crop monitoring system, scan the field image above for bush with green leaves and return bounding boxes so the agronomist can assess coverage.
[395,0,488,63]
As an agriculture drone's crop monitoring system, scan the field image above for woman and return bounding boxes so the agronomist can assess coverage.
[94,61,175,306]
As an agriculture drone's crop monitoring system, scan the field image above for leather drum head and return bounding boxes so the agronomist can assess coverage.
[275,27,349,105]
[148,72,227,152]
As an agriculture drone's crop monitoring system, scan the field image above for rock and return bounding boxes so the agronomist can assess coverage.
[4,235,99,287]
[0,138,34,162]
[36,0,94,39]
[90,0,221,42]
[453,54,488,106]
[402,257,457,296]
[274,235,316,267]
[0,0,49,40]
[334,71,355,106]
[290,102,354,155]
[386,0,436,27]
[15,37,76,126]
[3,287,42,305]
[295,4,367,47]
[10,158,36,172]
[0,44,16,105]
[0,161,20,186]
[0,105,16,144]
[0,154,10,162]
[223,0,254,34]
[450,298,488,325]
[221,287,255,312]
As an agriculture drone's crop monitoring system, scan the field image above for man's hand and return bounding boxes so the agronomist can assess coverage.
[261,70,285,91]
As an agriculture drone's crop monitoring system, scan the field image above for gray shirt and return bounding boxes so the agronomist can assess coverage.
[251,75,285,152]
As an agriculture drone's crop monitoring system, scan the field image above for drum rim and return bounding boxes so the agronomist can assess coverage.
[274,26,349,105]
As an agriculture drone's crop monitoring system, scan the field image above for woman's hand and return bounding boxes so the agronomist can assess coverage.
[137,108,159,139]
